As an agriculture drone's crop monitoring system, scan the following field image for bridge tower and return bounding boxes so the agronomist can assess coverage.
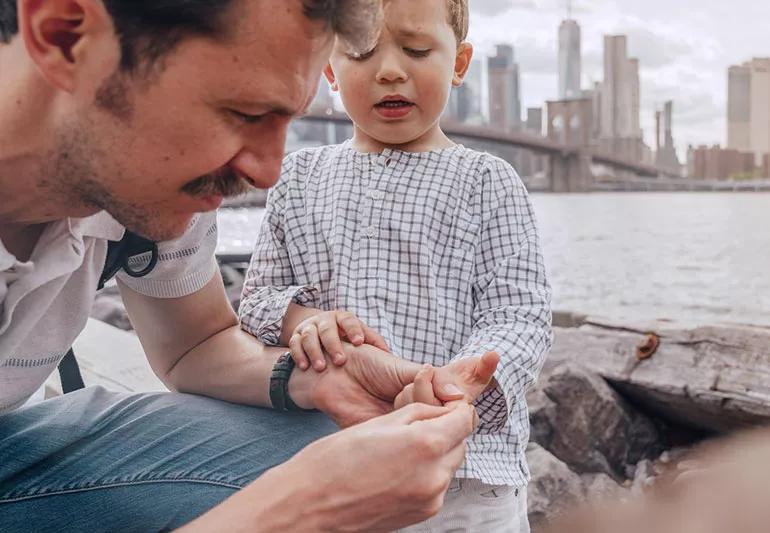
[546,98,594,192]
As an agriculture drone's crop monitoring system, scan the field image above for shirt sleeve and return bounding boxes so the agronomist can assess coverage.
[116,211,219,299]
[452,157,553,434]
[238,155,318,346]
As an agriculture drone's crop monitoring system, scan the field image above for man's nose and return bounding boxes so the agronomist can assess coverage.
[229,118,290,189]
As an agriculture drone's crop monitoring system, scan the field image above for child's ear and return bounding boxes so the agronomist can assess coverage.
[323,63,339,92]
[452,42,474,88]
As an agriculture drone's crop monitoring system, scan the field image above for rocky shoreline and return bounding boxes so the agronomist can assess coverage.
[90,264,770,530]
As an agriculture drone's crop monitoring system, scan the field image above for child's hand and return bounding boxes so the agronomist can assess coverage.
[393,365,443,410]
[393,352,500,410]
[289,310,390,371]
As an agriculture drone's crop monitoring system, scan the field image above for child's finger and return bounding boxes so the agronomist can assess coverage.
[414,365,441,406]
[473,351,500,384]
[288,333,310,370]
[317,316,346,366]
[299,324,327,371]
[362,324,390,352]
[337,312,365,345]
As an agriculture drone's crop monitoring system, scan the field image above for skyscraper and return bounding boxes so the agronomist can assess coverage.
[599,35,643,161]
[727,58,770,165]
[558,19,581,100]
[447,58,483,124]
[728,64,752,152]
[749,58,770,165]
[488,44,521,131]
[655,101,681,173]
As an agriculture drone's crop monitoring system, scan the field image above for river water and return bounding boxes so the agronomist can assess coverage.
[218,192,770,327]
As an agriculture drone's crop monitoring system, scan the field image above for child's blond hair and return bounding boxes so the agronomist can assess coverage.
[447,0,469,42]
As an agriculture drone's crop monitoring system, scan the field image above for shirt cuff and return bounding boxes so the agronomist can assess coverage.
[241,285,318,346]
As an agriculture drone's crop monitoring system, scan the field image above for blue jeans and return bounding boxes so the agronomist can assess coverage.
[0,386,337,532]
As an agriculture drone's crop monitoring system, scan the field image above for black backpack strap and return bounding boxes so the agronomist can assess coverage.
[59,348,86,394]
[58,231,158,393]
[98,232,159,290]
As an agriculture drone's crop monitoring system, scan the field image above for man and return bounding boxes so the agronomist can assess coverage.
[0,0,487,530]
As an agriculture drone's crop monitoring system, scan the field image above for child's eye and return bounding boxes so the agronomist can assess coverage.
[404,48,431,58]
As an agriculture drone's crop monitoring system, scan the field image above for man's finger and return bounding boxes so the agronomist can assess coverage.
[318,318,346,366]
[409,403,475,452]
[338,313,365,345]
[362,324,390,352]
[394,384,414,410]
[300,325,327,371]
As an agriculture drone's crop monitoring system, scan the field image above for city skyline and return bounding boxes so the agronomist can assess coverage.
[468,0,770,158]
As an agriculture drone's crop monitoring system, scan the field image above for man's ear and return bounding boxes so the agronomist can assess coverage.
[323,63,339,92]
[452,42,474,88]
[18,0,113,93]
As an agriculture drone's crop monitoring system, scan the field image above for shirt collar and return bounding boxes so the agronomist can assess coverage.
[68,211,126,244]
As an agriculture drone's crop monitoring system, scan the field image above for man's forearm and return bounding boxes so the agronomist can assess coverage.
[165,324,316,409]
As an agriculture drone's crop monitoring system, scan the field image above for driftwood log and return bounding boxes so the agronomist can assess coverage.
[550,313,770,433]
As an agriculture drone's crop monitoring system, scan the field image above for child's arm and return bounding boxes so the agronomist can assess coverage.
[445,159,552,434]
[281,304,390,371]
[239,157,318,347]
[239,155,389,372]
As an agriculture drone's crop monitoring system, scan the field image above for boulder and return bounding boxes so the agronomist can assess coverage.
[526,443,585,530]
[528,362,662,479]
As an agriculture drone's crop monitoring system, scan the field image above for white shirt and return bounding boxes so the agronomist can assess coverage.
[239,142,553,486]
[0,211,218,413]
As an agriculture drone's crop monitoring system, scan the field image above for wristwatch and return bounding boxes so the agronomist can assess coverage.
[270,351,313,412]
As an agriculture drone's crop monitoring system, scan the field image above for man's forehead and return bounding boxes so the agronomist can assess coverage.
[220,5,331,113]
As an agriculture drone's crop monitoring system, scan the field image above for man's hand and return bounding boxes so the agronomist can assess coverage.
[296,343,422,427]
[289,310,389,371]
[181,403,477,533]
[394,351,500,410]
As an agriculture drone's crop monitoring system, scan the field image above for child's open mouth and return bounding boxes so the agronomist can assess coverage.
[374,99,415,119]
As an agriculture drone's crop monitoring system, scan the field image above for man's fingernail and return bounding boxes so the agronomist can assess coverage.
[315,360,325,370]
[335,353,345,364]
[353,335,364,343]
[443,384,464,396]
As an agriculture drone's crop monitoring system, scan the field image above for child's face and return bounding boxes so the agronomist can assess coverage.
[326,0,470,149]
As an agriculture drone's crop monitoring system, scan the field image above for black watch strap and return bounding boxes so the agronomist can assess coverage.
[270,351,313,412]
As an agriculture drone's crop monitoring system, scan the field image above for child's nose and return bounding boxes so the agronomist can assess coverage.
[376,53,408,84]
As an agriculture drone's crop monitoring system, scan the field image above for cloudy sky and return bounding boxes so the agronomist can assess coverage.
[467,0,770,155]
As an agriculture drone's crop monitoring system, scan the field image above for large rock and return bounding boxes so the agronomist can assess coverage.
[528,362,662,479]
[550,318,770,433]
[526,443,585,530]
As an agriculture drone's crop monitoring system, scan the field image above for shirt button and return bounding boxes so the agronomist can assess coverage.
[384,158,393,167]
[367,190,385,201]
[365,225,378,238]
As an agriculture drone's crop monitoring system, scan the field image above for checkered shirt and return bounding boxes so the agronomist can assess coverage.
[239,141,552,486]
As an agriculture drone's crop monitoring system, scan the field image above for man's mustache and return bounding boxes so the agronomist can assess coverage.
[181,167,252,198]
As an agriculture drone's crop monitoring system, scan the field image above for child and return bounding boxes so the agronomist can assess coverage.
[239,0,551,531]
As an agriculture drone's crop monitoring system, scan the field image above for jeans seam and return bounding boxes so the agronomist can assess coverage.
[0,477,243,504]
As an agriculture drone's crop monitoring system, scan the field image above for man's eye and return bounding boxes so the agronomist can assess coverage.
[346,48,376,61]
[230,110,265,124]
[404,48,431,58]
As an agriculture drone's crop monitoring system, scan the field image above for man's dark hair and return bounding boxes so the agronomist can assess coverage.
[0,0,380,71]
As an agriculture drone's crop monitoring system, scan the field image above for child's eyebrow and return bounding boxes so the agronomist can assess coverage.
[394,28,433,40]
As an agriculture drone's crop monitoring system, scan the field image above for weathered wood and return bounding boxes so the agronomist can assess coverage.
[550,317,770,433]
